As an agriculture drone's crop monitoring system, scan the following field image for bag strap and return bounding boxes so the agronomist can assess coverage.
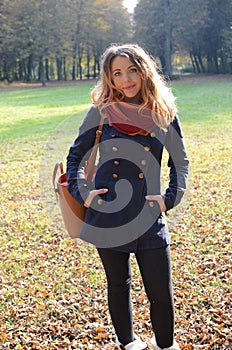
[53,161,64,197]
[86,113,104,186]
[53,113,104,192]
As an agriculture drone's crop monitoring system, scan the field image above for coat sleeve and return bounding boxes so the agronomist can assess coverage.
[163,115,189,211]
[66,106,101,205]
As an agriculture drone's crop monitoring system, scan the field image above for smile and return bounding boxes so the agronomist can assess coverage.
[123,84,136,90]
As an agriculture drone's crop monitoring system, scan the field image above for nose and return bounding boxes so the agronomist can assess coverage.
[122,72,131,82]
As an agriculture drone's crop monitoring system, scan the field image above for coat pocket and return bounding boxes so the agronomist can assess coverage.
[147,199,161,221]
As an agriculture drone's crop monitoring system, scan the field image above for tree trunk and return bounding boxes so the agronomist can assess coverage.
[213,55,219,73]
[190,52,196,73]
[193,55,201,73]
[197,55,205,73]
[72,0,84,81]
[93,55,100,78]
[163,0,172,77]
[93,56,97,78]
[49,62,55,80]
[78,44,83,80]
[45,58,49,80]
[3,57,10,82]
[13,62,18,81]
[229,62,232,74]
[22,59,28,81]
[78,56,82,80]
[86,48,90,79]
[219,50,226,73]
[56,57,62,80]
[63,57,67,80]
[159,55,166,74]
[18,60,23,80]
[39,57,46,86]
[72,55,76,80]
[207,56,212,73]
[27,54,33,81]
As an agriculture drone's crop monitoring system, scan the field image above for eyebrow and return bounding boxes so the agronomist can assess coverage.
[112,64,136,73]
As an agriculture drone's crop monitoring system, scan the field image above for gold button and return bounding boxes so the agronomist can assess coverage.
[97,199,103,205]
[112,173,118,179]
[112,146,118,152]
[114,160,120,165]
[150,132,156,138]
[138,172,144,179]
[141,160,147,166]
[149,201,154,207]
[144,146,150,152]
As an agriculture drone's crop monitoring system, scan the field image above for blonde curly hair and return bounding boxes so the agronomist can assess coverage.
[91,44,177,130]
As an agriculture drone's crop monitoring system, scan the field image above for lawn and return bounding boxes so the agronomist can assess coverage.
[0,76,231,350]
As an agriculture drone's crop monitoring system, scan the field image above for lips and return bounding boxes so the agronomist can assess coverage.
[123,84,136,90]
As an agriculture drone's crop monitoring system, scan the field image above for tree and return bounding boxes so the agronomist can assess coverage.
[222,28,232,74]
[133,0,232,74]
[0,0,21,81]
[202,0,232,73]
[133,0,175,76]
[174,0,208,73]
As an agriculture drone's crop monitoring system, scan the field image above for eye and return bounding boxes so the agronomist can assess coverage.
[113,71,121,77]
[130,67,137,73]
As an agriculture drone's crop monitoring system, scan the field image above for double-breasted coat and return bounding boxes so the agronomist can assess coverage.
[66,106,189,252]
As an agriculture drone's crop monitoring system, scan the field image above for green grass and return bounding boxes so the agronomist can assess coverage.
[0,84,93,140]
[173,80,231,119]
[0,78,231,349]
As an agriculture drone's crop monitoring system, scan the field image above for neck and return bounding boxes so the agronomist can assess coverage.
[123,91,142,105]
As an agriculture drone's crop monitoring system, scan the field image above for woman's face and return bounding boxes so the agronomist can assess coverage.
[111,55,142,103]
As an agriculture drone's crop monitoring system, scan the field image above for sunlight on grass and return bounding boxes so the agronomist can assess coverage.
[0,85,92,140]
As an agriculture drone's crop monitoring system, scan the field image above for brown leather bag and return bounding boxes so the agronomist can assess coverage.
[53,116,104,239]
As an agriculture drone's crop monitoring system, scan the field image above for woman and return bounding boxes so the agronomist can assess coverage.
[67,44,189,350]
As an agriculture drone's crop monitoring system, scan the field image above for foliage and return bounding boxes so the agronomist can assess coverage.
[133,0,175,76]
[1,0,232,81]
[0,77,231,349]
[133,0,232,74]
[0,0,131,82]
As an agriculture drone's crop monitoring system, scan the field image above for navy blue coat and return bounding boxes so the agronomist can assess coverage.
[66,106,189,252]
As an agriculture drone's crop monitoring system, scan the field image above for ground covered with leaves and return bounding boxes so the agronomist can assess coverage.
[0,77,231,349]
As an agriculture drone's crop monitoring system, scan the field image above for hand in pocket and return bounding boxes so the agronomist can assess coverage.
[145,194,166,212]
[84,188,108,208]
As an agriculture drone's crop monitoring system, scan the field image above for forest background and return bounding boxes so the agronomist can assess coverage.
[0,0,232,84]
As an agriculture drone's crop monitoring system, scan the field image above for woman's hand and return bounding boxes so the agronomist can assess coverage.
[84,188,108,208]
[145,194,167,212]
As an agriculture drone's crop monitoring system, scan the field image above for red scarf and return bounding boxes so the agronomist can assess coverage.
[104,99,155,136]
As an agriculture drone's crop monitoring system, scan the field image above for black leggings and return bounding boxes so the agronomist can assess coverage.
[97,246,174,348]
